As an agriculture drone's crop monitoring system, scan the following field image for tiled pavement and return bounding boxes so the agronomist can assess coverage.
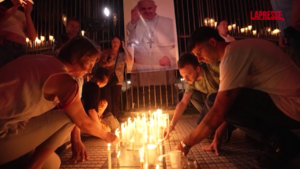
[59,114,300,169]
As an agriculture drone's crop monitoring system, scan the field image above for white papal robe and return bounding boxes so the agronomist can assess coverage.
[126,14,177,73]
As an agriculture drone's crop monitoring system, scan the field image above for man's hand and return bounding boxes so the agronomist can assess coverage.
[71,141,88,164]
[201,134,222,156]
[130,5,139,25]
[174,143,189,156]
[163,124,174,139]
[159,56,171,66]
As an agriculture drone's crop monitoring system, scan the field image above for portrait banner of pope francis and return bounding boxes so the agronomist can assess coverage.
[123,0,179,73]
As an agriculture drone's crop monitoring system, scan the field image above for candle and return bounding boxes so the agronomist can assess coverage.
[81,30,85,36]
[40,36,45,42]
[241,28,245,33]
[140,159,144,169]
[115,129,120,152]
[116,151,120,165]
[108,143,111,169]
[26,38,29,47]
[228,25,232,31]
[248,25,252,31]
[204,19,207,26]
[232,24,236,29]
[131,137,135,156]
[140,150,144,169]
[194,160,198,168]
[214,21,217,28]
[245,27,248,33]
[156,164,159,169]
[147,144,157,165]
[252,30,257,36]
[49,35,54,43]
[271,29,280,35]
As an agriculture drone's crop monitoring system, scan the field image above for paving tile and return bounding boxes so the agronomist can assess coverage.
[59,114,300,169]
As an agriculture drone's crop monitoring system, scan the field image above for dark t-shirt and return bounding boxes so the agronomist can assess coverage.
[81,81,100,114]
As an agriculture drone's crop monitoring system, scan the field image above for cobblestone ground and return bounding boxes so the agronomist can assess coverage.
[59,115,300,169]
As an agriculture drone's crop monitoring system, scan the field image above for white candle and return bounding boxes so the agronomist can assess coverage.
[214,22,217,28]
[131,137,135,156]
[81,30,85,36]
[49,35,54,43]
[204,19,207,26]
[248,25,252,31]
[156,164,159,169]
[232,24,236,29]
[40,36,45,42]
[108,143,111,169]
[228,25,232,31]
[252,30,257,36]
[116,151,120,165]
[241,28,245,33]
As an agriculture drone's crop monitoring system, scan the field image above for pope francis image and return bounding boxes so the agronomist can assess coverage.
[126,0,177,73]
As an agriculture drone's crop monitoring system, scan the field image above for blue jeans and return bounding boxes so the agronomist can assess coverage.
[0,39,26,68]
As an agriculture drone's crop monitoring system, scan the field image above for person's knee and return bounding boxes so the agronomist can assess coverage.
[42,153,61,169]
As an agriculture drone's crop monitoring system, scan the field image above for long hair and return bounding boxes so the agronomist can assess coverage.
[110,35,124,53]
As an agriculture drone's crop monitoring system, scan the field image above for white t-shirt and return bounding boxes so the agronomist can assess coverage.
[219,39,300,122]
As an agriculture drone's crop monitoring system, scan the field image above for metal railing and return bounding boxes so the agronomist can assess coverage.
[28,0,289,112]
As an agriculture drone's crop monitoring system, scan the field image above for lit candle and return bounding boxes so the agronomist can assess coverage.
[241,28,245,33]
[252,30,257,36]
[40,36,45,42]
[194,160,198,169]
[115,129,120,152]
[271,29,280,36]
[49,35,54,43]
[232,24,236,29]
[214,21,217,28]
[131,137,135,156]
[81,30,85,36]
[245,27,248,33]
[140,150,144,169]
[147,144,157,165]
[204,19,207,26]
[156,164,159,169]
[116,151,120,165]
[248,25,252,31]
[108,143,111,169]
[228,25,232,31]
[26,38,29,47]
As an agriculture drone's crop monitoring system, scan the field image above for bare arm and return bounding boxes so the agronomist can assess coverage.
[182,88,240,147]
[24,2,36,41]
[45,74,117,143]
[170,92,192,127]
[88,109,100,124]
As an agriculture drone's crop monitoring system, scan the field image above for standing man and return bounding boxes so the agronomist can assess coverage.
[175,27,300,168]
[126,0,176,71]
[53,17,80,51]
[270,0,300,60]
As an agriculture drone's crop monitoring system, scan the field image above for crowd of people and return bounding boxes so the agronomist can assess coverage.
[0,0,300,168]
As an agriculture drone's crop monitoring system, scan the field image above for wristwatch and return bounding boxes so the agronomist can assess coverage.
[180,141,191,151]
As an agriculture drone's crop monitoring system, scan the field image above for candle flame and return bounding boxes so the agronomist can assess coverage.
[117,151,120,157]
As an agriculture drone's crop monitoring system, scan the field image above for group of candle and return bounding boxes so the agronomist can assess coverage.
[107,109,169,169]
[25,35,54,48]
[204,17,280,36]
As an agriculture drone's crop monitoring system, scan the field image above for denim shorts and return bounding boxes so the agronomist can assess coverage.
[0,39,26,68]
